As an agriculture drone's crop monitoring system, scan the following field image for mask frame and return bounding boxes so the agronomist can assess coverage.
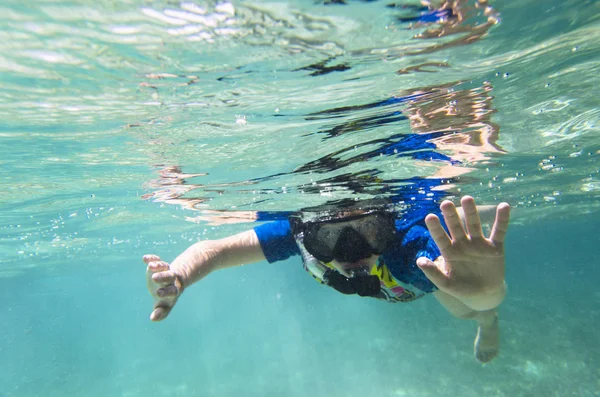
[297,212,397,263]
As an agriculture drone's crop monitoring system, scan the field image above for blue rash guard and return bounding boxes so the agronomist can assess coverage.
[253,213,442,302]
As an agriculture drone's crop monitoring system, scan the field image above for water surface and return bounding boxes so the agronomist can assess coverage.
[1,0,599,396]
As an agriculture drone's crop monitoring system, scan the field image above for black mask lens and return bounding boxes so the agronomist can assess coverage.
[303,224,335,262]
[356,214,396,254]
[332,227,373,263]
[300,212,396,263]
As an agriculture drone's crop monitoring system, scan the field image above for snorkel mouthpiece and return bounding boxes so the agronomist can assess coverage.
[348,265,371,278]
[325,268,381,297]
[296,235,381,298]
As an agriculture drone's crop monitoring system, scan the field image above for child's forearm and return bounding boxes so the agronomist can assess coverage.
[171,230,267,289]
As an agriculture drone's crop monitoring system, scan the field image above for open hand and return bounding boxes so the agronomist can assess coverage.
[417,196,510,311]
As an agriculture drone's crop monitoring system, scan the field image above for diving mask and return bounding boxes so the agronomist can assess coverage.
[299,212,396,263]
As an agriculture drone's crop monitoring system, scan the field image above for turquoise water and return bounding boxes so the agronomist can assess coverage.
[1,0,599,396]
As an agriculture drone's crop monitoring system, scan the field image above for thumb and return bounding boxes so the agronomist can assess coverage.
[417,256,449,289]
[150,305,173,322]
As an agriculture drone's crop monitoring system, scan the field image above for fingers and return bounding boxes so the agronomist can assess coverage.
[143,254,161,264]
[460,196,484,239]
[440,200,467,241]
[151,305,173,322]
[146,261,172,293]
[417,257,449,290]
[146,261,170,275]
[424,213,452,254]
[143,254,180,322]
[144,255,170,280]
[490,202,510,244]
[152,271,177,285]
[157,284,179,298]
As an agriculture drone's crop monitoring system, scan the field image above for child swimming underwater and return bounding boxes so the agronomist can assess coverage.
[143,195,510,363]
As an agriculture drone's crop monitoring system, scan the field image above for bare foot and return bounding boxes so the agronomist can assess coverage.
[474,313,499,363]
[143,254,182,321]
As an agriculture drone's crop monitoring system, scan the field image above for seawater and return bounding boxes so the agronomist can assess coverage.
[1,1,599,396]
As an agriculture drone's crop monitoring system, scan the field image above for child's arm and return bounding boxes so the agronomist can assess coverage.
[144,229,266,321]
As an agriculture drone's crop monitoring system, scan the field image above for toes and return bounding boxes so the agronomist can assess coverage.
[476,349,499,363]
[474,324,500,364]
